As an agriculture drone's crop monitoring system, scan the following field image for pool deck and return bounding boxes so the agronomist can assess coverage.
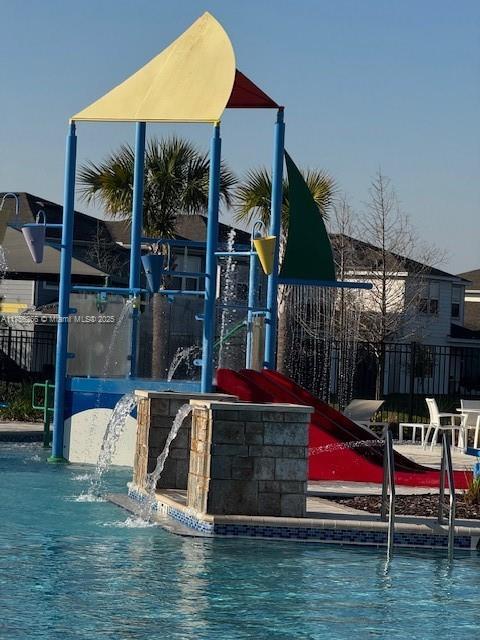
[309,442,473,497]
[395,442,472,470]
[117,474,480,551]
[110,441,480,550]
[0,421,44,442]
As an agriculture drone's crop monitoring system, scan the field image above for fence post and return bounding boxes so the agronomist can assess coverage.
[6,326,12,391]
[7,325,12,359]
[408,342,417,423]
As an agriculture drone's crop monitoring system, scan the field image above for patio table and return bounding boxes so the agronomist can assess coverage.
[456,408,480,450]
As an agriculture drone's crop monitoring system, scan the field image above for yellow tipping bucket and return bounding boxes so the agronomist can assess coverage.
[253,235,276,275]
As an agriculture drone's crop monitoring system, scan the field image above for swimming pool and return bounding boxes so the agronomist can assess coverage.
[1,443,479,639]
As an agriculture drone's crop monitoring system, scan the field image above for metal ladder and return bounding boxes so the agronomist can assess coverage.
[438,431,456,560]
[381,426,396,560]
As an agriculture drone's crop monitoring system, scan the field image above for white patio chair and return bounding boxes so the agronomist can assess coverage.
[460,400,480,449]
[423,397,463,451]
[398,420,429,445]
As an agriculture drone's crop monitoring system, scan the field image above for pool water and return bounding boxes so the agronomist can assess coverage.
[1,443,480,639]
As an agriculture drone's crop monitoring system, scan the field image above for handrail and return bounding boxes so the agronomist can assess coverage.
[32,379,55,448]
[380,425,396,560]
[438,431,456,560]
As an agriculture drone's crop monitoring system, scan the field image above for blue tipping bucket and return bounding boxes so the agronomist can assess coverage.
[141,254,164,293]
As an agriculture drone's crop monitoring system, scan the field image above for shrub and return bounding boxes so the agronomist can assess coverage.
[0,384,43,422]
[464,476,480,505]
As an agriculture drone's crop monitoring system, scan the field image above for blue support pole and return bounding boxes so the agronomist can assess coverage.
[50,122,77,462]
[201,123,222,393]
[246,240,259,369]
[129,122,146,377]
[264,108,285,369]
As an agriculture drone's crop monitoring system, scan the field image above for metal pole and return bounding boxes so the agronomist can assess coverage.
[50,121,77,462]
[129,122,146,377]
[408,342,417,423]
[201,123,221,393]
[246,231,260,369]
[438,434,446,523]
[381,426,396,560]
[386,429,395,560]
[439,431,456,559]
[264,108,285,369]
[445,432,456,560]
[381,425,389,521]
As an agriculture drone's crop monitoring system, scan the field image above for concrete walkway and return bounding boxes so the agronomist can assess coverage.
[308,442,473,497]
[308,481,441,496]
[395,442,472,470]
[0,421,44,442]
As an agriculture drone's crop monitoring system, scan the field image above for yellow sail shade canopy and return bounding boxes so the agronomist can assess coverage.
[72,12,236,123]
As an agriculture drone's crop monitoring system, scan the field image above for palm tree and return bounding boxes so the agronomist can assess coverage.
[79,136,237,236]
[234,167,336,230]
[234,165,337,373]
[79,136,237,377]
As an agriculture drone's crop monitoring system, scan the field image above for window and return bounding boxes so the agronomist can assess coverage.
[42,281,58,291]
[170,250,203,292]
[419,282,439,315]
[451,286,461,319]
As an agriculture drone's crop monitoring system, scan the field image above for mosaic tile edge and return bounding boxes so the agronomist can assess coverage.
[127,487,475,549]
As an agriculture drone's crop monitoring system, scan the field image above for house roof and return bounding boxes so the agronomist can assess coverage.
[458,268,480,289]
[0,192,129,281]
[0,226,107,278]
[103,219,131,244]
[105,214,251,247]
[0,192,249,281]
[174,215,251,246]
[1,192,110,242]
[331,234,468,283]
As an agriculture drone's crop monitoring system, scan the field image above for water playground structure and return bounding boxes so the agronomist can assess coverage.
[41,12,372,463]
[4,13,476,552]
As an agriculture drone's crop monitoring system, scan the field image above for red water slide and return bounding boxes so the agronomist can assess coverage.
[216,368,470,488]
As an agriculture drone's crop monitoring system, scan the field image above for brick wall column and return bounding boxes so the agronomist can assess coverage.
[187,401,313,518]
[132,391,236,490]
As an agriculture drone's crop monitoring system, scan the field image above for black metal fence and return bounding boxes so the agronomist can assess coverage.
[344,341,480,422]
[0,327,56,383]
[1,325,479,424]
[287,338,480,423]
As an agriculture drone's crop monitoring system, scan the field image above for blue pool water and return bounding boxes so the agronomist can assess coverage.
[1,443,480,640]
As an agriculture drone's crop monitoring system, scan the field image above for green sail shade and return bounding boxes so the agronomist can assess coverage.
[279,152,336,282]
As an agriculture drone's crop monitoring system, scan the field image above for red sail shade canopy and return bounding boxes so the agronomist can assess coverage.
[227,70,279,109]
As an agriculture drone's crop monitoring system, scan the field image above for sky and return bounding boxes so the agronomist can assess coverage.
[0,0,478,274]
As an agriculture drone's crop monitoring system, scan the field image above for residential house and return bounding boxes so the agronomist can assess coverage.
[0,193,251,380]
[458,268,480,332]
[0,192,129,379]
[0,192,129,315]
[287,234,480,400]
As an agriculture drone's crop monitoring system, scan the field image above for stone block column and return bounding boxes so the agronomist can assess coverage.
[133,391,236,491]
[187,401,313,518]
